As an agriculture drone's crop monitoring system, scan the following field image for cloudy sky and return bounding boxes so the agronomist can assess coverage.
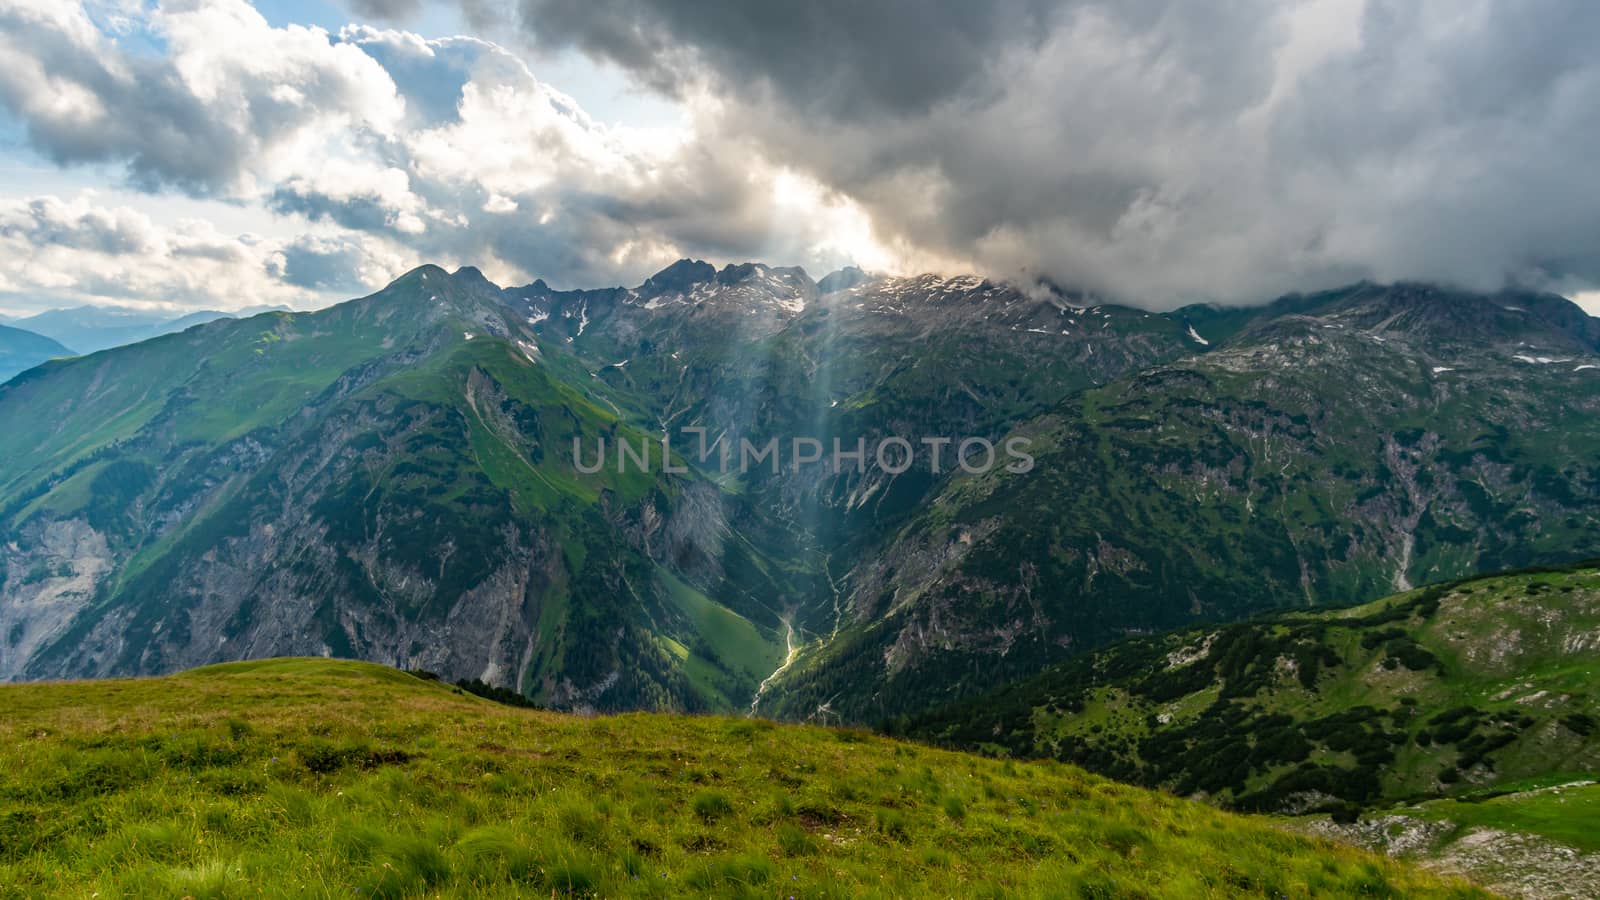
[1,0,1597,317]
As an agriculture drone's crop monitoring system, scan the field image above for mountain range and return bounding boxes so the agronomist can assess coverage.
[0,304,291,358]
[765,283,1600,722]
[2,262,1598,729]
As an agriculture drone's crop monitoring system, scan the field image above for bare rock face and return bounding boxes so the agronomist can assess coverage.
[1308,810,1600,900]
[0,519,111,680]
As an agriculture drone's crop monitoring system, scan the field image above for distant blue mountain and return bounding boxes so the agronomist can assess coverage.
[11,304,291,354]
[0,324,73,384]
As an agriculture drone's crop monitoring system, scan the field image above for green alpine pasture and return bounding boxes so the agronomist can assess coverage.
[1405,776,1600,853]
[0,658,1484,898]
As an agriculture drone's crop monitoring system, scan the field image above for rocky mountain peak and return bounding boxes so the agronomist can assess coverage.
[640,258,717,295]
[450,265,498,292]
[1240,282,1600,356]
[817,266,871,294]
[377,264,507,309]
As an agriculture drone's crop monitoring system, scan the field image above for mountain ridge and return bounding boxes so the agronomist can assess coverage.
[905,561,1600,810]
[2,261,1598,735]
[0,266,789,713]
[758,276,1600,722]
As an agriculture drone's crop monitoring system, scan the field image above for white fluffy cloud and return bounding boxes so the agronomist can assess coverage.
[0,0,405,195]
[0,193,410,312]
[0,0,905,313]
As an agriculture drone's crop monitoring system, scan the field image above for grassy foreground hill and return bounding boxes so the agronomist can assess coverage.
[0,659,1481,898]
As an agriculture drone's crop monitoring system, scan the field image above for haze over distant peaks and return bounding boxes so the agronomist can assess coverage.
[8,304,292,356]
[0,324,73,384]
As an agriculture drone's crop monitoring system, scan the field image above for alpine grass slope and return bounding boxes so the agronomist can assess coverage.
[0,658,1484,898]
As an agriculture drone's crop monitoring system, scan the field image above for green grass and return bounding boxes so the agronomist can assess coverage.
[658,569,783,683]
[654,569,784,707]
[0,658,1484,898]
[379,337,676,510]
[1405,778,1600,851]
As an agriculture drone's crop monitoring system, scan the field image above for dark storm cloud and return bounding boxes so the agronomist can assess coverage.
[505,0,1600,303]
[1263,0,1600,291]
[344,0,426,21]
[516,0,1058,118]
[9,0,1598,306]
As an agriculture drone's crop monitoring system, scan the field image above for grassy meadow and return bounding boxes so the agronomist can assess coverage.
[0,658,1488,898]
